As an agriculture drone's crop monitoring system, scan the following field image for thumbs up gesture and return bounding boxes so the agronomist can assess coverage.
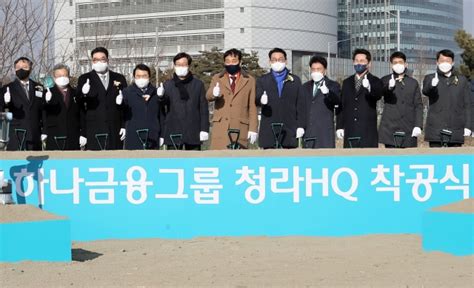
[431,72,439,87]
[45,87,52,102]
[116,90,123,105]
[212,82,221,97]
[260,91,268,105]
[82,78,90,95]
[362,74,370,90]
[388,74,396,89]
[320,80,329,94]
[3,87,11,104]
[157,82,164,97]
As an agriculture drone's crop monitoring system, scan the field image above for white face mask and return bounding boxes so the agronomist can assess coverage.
[54,76,69,87]
[92,62,108,73]
[175,66,189,77]
[311,71,324,82]
[134,78,149,89]
[438,62,452,74]
[271,62,286,72]
[392,63,406,75]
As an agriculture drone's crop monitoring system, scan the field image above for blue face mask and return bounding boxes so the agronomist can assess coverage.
[354,64,367,74]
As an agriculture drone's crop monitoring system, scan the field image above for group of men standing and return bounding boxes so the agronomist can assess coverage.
[0,47,472,151]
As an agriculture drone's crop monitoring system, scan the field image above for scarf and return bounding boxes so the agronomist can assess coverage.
[172,72,193,101]
[271,69,288,97]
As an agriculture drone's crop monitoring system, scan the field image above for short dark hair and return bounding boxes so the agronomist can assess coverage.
[390,51,406,63]
[91,47,109,59]
[133,64,151,77]
[223,48,242,61]
[352,48,371,62]
[14,57,33,67]
[309,55,327,69]
[268,48,287,60]
[173,52,192,66]
[436,49,454,61]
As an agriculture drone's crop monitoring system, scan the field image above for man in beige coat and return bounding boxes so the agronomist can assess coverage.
[206,49,258,149]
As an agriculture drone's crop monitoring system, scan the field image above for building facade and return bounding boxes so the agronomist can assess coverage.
[53,0,337,78]
[337,0,463,63]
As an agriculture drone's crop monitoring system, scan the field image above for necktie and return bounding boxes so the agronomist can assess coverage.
[230,75,236,93]
[313,82,320,98]
[23,83,29,100]
[63,89,69,108]
[355,77,362,92]
[101,75,107,89]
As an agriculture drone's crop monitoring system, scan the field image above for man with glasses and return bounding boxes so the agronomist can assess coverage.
[256,47,306,149]
[76,47,128,150]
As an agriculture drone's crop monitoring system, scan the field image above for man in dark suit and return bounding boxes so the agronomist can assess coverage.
[1,57,44,151]
[379,51,423,148]
[76,47,127,150]
[336,48,383,148]
[302,55,341,148]
[422,49,471,147]
[42,64,83,150]
[256,48,306,149]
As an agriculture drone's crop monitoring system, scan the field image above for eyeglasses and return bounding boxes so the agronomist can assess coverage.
[92,58,107,63]
[270,58,286,63]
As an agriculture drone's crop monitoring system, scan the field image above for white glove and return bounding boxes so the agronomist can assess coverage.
[362,74,370,92]
[82,78,90,94]
[248,131,258,144]
[41,134,48,141]
[119,128,126,141]
[45,87,52,102]
[157,82,164,97]
[3,87,11,104]
[411,127,422,137]
[159,137,164,147]
[296,128,305,138]
[212,82,221,97]
[320,81,329,94]
[116,90,123,105]
[79,136,87,147]
[336,129,344,139]
[464,128,472,137]
[199,131,209,141]
[260,91,268,105]
[431,72,439,87]
[388,74,396,89]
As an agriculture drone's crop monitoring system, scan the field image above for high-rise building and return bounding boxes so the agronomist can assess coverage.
[337,0,463,63]
[53,0,337,77]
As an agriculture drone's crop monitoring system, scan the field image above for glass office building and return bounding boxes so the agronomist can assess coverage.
[337,0,463,63]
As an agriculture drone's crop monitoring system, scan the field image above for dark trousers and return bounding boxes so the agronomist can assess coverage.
[429,142,462,148]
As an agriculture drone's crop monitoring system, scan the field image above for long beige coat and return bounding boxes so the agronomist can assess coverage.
[206,70,258,149]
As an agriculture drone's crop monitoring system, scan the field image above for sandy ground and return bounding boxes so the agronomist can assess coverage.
[0,234,472,287]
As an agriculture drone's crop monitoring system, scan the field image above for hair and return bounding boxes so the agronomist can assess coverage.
[223,48,242,61]
[52,63,70,75]
[268,48,287,60]
[173,52,192,65]
[436,49,454,61]
[390,51,406,62]
[309,55,327,69]
[352,48,371,62]
[14,57,33,67]
[91,47,109,59]
[133,64,151,77]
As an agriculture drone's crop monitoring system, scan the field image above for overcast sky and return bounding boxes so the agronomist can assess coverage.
[465,0,474,34]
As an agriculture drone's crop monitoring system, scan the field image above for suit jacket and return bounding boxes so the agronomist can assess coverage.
[123,83,163,149]
[1,79,44,150]
[379,74,423,147]
[256,70,306,149]
[302,77,341,148]
[76,70,127,150]
[161,75,209,146]
[422,71,471,144]
[42,85,82,150]
[206,69,258,150]
[336,73,383,148]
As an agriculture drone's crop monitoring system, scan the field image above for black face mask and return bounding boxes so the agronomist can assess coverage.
[225,64,241,75]
[16,69,30,80]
